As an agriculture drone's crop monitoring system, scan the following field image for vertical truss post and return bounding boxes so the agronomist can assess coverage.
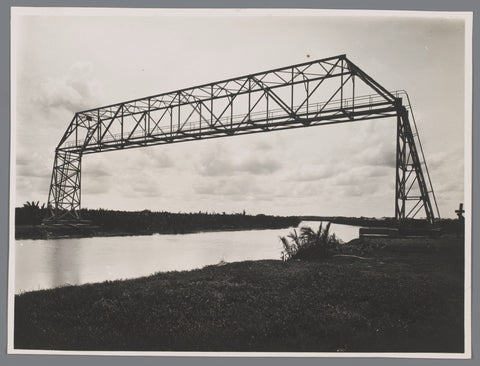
[46,150,82,221]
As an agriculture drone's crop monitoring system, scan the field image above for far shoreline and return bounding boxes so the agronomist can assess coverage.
[15,223,306,241]
[14,210,461,240]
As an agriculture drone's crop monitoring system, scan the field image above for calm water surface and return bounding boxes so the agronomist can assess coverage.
[15,221,359,294]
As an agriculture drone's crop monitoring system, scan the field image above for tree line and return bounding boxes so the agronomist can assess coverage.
[15,202,301,234]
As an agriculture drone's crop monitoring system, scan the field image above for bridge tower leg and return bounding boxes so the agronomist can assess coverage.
[46,150,82,221]
[395,103,435,224]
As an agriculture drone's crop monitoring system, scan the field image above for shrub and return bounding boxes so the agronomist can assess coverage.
[280,222,340,261]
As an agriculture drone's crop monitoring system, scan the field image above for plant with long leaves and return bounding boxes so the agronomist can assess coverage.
[280,222,339,261]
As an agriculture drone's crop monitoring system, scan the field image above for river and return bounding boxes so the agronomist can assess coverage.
[14,221,360,294]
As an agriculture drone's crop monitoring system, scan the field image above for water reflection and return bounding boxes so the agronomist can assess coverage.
[51,240,81,288]
[15,221,359,294]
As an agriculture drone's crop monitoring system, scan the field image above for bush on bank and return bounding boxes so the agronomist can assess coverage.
[280,222,341,261]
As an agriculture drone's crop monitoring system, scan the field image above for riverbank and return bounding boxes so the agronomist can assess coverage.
[302,215,462,233]
[14,235,464,352]
[15,223,298,240]
[15,211,301,240]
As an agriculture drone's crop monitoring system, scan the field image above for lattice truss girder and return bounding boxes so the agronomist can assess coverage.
[46,54,439,223]
[56,55,398,154]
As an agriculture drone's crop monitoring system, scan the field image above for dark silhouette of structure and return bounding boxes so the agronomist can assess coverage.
[455,203,465,219]
[455,203,465,237]
[46,55,440,223]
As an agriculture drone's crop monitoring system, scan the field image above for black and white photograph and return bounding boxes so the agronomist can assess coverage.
[8,7,472,357]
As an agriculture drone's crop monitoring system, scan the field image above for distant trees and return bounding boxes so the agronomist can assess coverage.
[16,201,286,233]
[78,209,300,234]
[16,201,47,225]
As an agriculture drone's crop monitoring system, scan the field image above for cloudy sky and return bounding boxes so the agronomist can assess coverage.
[12,9,469,218]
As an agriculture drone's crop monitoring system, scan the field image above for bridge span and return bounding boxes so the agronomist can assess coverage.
[46,55,440,223]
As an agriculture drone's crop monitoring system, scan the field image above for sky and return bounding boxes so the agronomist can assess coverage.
[12,9,469,218]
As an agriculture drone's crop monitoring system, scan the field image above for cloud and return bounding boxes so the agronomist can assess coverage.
[363,165,391,178]
[126,183,162,198]
[194,176,266,197]
[375,151,396,168]
[140,149,174,169]
[16,155,30,167]
[334,173,360,187]
[343,185,365,197]
[254,139,274,151]
[198,151,281,177]
[15,175,51,205]
[356,141,396,168]
[114,165,164,199]
[199,154,230,176]
[81,159,112,195]
[241,157,282,174]
[436,181,462,194]
[287,163,336,182]
[83,178,111,195]
[15,152,51,179]
[286,181,336,199]
[427,148,463,173]
[32,61,104,115]
[83,160,112,178]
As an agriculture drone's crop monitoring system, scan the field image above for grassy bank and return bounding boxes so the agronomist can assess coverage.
[14,236,464,353]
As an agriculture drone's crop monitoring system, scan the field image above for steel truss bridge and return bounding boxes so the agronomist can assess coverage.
[46,55,440,223]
